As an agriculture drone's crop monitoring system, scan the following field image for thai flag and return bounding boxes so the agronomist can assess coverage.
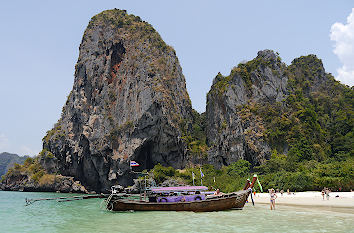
[130,161,140,167]
[200,167,204,178]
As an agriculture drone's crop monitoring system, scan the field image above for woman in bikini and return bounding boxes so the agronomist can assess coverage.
[269,189,277,210]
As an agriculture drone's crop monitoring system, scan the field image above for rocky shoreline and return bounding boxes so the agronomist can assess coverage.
[1,174,88,193]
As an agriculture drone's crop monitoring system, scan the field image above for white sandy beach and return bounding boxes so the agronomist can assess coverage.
[251,191,354,214]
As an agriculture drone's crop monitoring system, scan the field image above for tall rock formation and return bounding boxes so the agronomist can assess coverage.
[41,9,192,191]
[205,50,340,168]
[206,50,288,167]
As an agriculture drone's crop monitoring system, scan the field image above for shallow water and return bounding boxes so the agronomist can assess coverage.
[1,191,353,233]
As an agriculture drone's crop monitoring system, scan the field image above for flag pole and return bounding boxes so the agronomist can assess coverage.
[192,171,195,186]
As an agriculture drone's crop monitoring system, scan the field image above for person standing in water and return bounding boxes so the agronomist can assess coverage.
[269,189,277,210]
[326,189,330,200]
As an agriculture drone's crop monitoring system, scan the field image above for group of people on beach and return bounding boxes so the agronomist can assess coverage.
[321,188,331,200]
[268,187,333,210]
[268,188,296,210]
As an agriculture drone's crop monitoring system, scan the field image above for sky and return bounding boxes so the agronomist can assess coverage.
[0,1,353,156]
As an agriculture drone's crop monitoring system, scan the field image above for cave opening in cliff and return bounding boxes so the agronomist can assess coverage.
[109,42,126,79]
[133,141,156,172]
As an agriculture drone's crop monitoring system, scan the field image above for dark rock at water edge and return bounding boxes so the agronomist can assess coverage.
[1,173,87,193]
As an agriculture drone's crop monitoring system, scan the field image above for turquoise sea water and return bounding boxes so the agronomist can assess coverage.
[1,191,353,233]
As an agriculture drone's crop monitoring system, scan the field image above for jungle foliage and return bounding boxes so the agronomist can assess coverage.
[151,160,252,193]
[1,156,46,183]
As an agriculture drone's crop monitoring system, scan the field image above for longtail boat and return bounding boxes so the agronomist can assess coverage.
[105,176,257,212]
[107,189,250,212]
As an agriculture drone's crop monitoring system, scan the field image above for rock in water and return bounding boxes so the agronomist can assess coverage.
[206,50,288,167]
[42,9,192,192]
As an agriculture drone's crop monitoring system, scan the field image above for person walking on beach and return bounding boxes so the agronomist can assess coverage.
[269,189,277,210]
[326,189,330,200]
[321,189,325,200]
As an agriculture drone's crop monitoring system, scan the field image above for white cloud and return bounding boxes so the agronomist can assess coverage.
[330,8,354,86]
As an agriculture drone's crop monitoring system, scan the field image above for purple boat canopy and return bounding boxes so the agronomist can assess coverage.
[151,186,208,193]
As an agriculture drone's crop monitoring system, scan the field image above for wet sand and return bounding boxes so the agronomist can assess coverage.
[252,191,354,214]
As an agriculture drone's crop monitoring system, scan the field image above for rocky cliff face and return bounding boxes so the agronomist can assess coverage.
[206,50,289,167]
[205,50,335,168]
[41,9,192,192]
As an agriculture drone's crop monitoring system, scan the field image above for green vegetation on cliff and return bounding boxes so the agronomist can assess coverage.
[256,55,353,162]
[0,152,28,177]
[233,52,283,89]
[87,9,172,54]
[1,156,49,184]
[1,153,86,193]
[249,56,353,191]
[180,110,208,159]
[204,54,353,191]
[207,50,285,98]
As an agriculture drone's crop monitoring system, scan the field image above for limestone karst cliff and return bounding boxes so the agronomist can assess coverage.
[205,49,350,169]
[40,9,193,191]
[206,50,287,167]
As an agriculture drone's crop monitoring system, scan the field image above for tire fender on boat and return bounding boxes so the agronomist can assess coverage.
[194,195,202,201]
[159,197,168,202]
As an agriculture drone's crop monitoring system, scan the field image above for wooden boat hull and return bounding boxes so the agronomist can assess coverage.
[109,190,250,212]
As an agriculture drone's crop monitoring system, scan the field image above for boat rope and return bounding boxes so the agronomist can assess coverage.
[105,193,114,210]
[24,194,107,206]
